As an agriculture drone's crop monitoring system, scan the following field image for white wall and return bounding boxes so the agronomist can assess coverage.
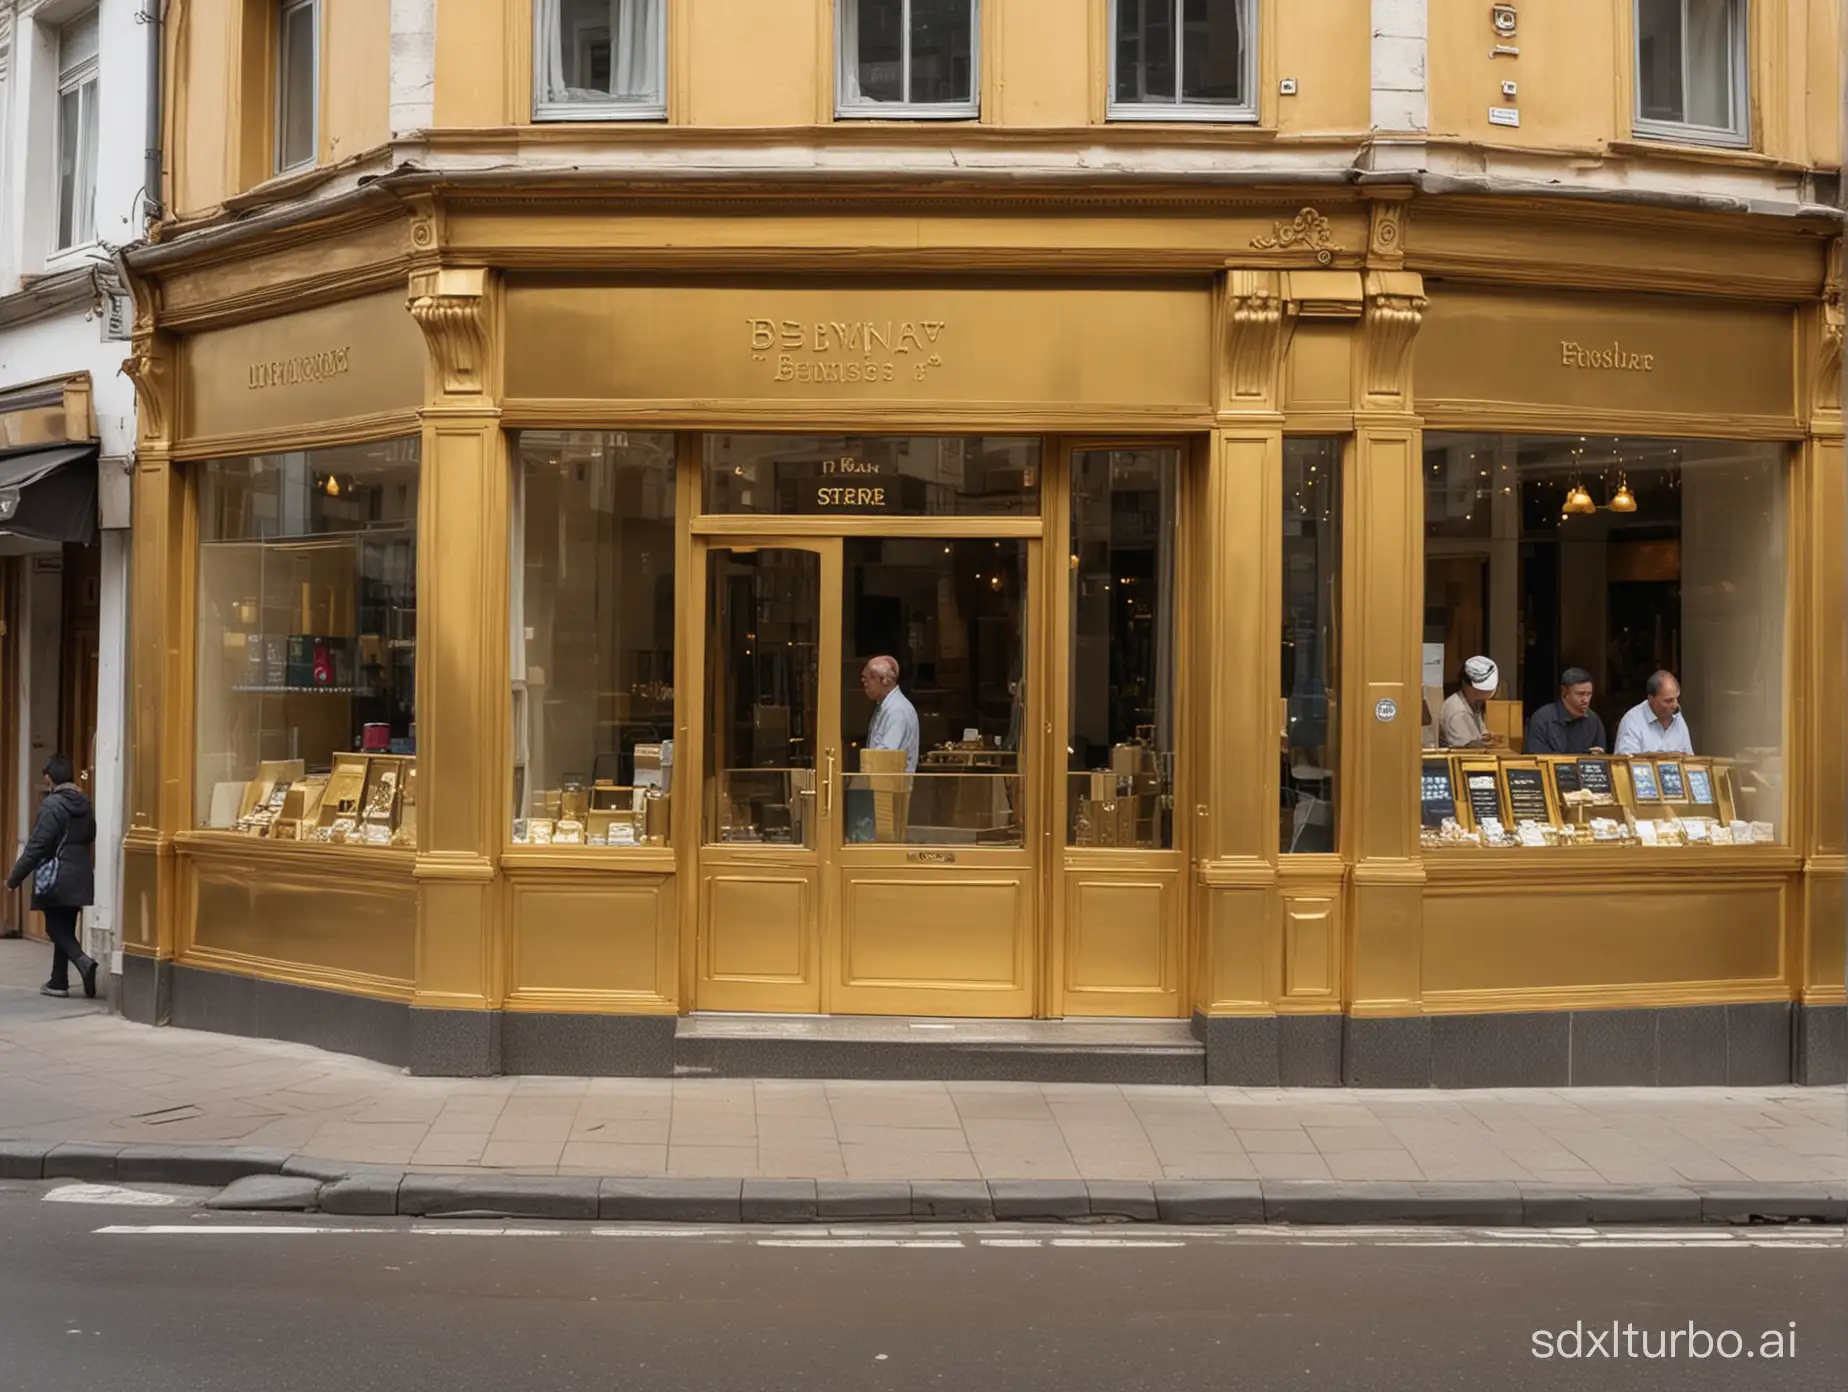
[0,1,146,970]
[0,0,152,290]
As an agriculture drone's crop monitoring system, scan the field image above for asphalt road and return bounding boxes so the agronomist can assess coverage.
[1,1183,1842,1392]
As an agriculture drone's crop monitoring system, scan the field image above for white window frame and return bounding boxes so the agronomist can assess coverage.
[835,0,980,121]
[1631,0,1750,149]
[533,0,669,122]
[276,0,319,172]
[54,9,100,252]
[1107,0,1257,123]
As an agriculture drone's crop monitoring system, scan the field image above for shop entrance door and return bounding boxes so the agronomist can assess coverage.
[693,536,1038,1017]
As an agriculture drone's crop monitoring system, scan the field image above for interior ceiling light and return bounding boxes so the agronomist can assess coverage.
[1609,478,1638,513]
[1562,484,1597,515]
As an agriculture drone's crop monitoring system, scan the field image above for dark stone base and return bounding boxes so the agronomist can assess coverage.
[1341,1003,1797,1088]
[136,962,1828,1087]
[171,963,409,1068]
[501,1013,675,1077]
[1795,1003,1846,1085]
[676,1034,1205,1084]
[1193,1014,1342,1086]
[118,952,171,1026]
[409,1007,501,1077]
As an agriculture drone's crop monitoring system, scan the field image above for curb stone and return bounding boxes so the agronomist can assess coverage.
[4,1141,1844,1226]
[206,1175,322,1212]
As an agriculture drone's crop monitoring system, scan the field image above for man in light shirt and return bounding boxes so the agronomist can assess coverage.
[860,655,919,773]
[1614,670,1694,755]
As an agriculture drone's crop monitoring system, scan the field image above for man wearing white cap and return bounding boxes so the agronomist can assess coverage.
[1439,655,1502,749]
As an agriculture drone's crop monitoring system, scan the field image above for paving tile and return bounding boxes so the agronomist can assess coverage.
[1233,1129,1319,1155]
[665,1145,760,1178]
[558,1141,668,1175]
[842,1146,980,1181]
[1323,1150,1428,1181]
[836,1124,980,1153]
[1249,1152,1335,1180]
[1303,1126,1406,1154]
[477,1141,566,1169]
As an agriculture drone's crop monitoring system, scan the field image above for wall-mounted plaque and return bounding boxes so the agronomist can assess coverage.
[1421,757,1458,828]
[1656,760,1686,801]
[1577,758,1616,799]
[1462,766,1504,828]
[1628,760,1661,802]
[1685,763,1716,808]
[1502,764,1554,826]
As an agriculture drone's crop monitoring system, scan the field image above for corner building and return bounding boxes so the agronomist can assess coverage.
[121,1,1845,1085]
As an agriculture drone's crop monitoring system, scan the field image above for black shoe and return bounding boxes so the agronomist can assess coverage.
[79,957,99,1000]
[39,983,69,998]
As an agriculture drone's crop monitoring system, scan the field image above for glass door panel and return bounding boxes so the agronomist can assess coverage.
[703,547,823,848]
[838,537,1028,847]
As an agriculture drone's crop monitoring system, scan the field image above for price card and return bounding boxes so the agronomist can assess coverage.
[1420,758,1458,828]
[1628,760,1660,802]
[1656,760,1686,801]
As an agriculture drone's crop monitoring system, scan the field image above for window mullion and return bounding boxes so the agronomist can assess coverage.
[1174,0,1185,108]
[902,0,913,107]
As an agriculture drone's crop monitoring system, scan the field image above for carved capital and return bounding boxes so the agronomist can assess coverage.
[1366,197,1408,266]
[1817,240,1843,416]
[1358,270,1427,408]
[1222,269,1298,410]
[408,267,493,398]
[121,333,174,448]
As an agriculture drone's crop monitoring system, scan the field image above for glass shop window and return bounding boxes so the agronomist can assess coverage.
[511,431,677,847]
[1111,0,1255,122]
[194,439,420,846]
[1067,447,1179,850]
[276,0,319,171]
[1281,438,1341,854]
[534,0,666,120]
[837,0,978,118]
[702,434,1038,517]
[1420,434,1786,849]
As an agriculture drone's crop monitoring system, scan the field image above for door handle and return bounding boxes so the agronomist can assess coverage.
[824,748,836,819]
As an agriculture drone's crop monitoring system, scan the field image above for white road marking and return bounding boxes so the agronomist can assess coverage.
[45,1184,179,1207]
[980,1239,1044,1247]
[95,1225,347,1235]
[410,1226,562,1237]
[1050,1238,1184,1248]
[756,1239,964,1249]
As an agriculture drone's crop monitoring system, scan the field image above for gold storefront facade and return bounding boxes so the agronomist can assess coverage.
[116,182,1844,1084]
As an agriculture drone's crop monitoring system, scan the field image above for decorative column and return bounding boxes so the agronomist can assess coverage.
[405,260,510,1075]
[1343,195,1430,1084]
[117,313,181,1025]
[1796,241,1845,1084]
[1191,266,1293,1081]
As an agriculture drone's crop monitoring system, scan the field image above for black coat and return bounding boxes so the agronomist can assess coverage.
[6,784,96,910]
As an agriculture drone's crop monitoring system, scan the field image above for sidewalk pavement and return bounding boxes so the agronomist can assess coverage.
[2,942,1843,1220]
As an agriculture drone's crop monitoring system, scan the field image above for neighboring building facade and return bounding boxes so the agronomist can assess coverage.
[120,1,1844,1086]
[0,0,147,975]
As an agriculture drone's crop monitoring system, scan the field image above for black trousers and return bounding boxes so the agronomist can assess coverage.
[42,906,90,990]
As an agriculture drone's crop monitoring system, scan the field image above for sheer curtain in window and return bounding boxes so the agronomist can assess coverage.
[1682,0,1733,130]
[538,0,660,108]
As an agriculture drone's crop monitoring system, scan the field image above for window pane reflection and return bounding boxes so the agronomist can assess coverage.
[1281,439,1341,853]
[1068,448,1178,849]
[511,431,676,848]
[703,434,1038,517]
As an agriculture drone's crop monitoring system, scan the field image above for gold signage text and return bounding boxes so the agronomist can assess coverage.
[1560,340,1654,372]
[247,347,353,391]
[747,317,947,386]
[816,486,887,507]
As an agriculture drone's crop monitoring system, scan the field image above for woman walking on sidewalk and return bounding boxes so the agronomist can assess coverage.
[5,754,98,999]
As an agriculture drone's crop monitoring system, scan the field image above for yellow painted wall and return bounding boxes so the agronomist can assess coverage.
[993,0,1090,127]
[323,0,391,163]
[1274,0,1371,135]
[1426,0,1618,151]
[169,0,237,217]
[435,0,515,127]
[685,0,825,127]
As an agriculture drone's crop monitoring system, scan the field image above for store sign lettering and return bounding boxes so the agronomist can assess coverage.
[747,317,947,386]
[1559,339,1654,372]
[247,347,353,390]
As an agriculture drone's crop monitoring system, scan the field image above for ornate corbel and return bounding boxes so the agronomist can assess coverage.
[121,334,173,449]
[1222,269,1298,410]
[1358,270,1428,409]
[1816,239,1843,416]
[407,267,493,398]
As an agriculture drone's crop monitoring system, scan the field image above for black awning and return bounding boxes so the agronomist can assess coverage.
[0,444,98,545]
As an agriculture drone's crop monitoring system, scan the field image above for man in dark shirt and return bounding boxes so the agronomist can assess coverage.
[1524,667,1608,755]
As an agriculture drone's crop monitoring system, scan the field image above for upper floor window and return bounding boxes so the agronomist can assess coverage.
[535,0,666,120]
[55,10,99,250]
[1110,0,1254,122]
[276,0,319,171]
[837,0,977,119]
[1634,0,1748,147]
